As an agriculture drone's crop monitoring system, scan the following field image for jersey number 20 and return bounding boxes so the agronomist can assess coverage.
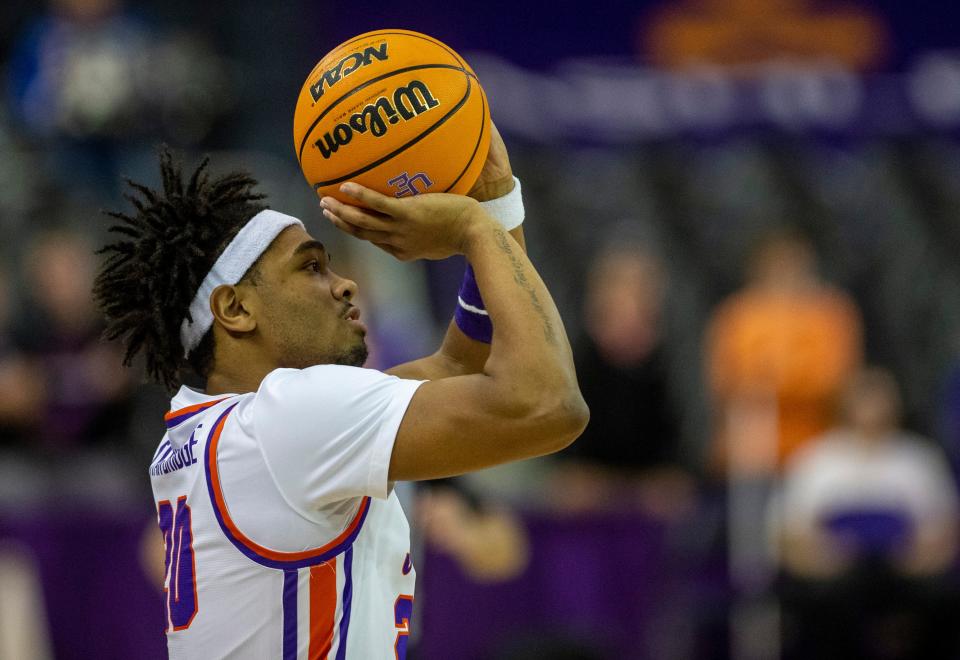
[158,496,199,631]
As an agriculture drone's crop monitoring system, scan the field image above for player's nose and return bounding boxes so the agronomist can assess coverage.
[332,273,358,301]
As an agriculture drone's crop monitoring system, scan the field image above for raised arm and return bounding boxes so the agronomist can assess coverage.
[320,186,588,482]
[388,123,524,380]
[386,225,523,380]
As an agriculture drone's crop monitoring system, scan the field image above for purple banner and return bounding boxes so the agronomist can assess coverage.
[471,52,960,141]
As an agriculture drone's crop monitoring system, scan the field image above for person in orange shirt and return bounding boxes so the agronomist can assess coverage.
[707,230,863,473]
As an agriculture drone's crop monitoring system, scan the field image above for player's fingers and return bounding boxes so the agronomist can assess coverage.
[320,197,392,232]
[371,241,413,262]
[372,242,400,258]
[323,209,393,243]
[338,182,399,215]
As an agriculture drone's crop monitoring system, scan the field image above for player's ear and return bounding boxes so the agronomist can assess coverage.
[209,284,257,334]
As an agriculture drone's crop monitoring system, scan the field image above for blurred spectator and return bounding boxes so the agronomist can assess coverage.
[16,229,134,454]
[7,0,231,190]
[707,229,862,474]
[0,543,53,660]
[773,367,960,658]
[776,367,958,578]
[8,0,150,139]
[552,243,694,518]
[418,481,530,583]
[0,266,44,448]
[939,346,960,479]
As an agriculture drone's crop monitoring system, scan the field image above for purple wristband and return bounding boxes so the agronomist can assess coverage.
[454,263,493,343]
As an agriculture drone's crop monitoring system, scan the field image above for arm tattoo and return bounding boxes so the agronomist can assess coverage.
[493,228,557,344]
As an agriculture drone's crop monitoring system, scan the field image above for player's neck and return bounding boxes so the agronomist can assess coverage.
[204,330,280,395]
[205,359,274,396]
[205,372,261,395]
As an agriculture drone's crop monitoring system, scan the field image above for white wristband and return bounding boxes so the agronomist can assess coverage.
[479,176,524,230]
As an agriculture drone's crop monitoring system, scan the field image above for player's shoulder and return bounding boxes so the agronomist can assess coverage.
[258,363,400,395]
[252,364,418,420]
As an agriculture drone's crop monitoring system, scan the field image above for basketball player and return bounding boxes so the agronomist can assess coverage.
[93,127,588,659]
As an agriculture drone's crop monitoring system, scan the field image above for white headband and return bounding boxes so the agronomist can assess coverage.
[180,209,304,355]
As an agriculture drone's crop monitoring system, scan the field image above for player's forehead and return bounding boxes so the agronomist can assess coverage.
[260,224,326,267]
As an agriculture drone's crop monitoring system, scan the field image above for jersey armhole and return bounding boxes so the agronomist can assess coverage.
[238,408,367,541]
[206,405,370,569]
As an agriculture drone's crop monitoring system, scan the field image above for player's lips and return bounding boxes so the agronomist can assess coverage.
[343,306,366,333]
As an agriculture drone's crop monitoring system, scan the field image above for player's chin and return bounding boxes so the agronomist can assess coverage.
[336,341,368,368]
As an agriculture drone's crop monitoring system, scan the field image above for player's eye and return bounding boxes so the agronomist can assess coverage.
[306,260,322,273]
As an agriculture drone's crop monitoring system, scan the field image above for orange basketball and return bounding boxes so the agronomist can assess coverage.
[294,29,491,204]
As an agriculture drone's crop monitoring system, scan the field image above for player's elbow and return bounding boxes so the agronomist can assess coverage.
[488,377,589,456]
[525,390,589,455]
[553,391,590,449]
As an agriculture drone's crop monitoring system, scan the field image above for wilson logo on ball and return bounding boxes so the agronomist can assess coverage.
[309,43,390,102]
[313,80,440,159]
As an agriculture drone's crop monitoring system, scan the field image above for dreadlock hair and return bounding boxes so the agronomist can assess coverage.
[93,147,268,392]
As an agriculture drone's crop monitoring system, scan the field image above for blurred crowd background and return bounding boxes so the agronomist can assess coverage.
[2,0,960,658]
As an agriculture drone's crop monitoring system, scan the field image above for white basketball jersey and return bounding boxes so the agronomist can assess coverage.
[149,365,423,659]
